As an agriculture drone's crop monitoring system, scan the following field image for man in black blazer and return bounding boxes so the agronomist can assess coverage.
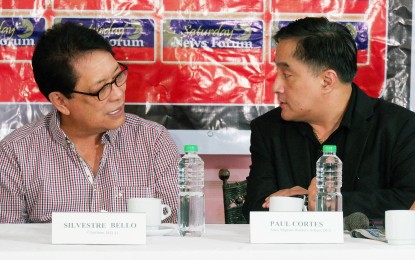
[242,17,415,222]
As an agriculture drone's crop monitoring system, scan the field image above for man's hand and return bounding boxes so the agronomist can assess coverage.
[411,201,415,210]
[262,186,308,208]
[307,177,317,211]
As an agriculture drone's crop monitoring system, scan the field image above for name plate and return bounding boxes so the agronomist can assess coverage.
[250,211,344,243]
[52,212,146,244]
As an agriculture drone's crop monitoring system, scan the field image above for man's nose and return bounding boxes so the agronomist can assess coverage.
[110,82,126,100]
[272,75,284,93]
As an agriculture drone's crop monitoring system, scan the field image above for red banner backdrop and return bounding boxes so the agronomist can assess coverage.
[0,0,387,153]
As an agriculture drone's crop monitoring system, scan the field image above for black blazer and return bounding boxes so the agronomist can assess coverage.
[243,84,415,221]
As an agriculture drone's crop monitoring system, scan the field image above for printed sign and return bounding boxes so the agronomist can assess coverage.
[163,19,264,64]
[52,212,146,244]
[250,211,344,243]
[0,17,46,61]
[56,18,155,62]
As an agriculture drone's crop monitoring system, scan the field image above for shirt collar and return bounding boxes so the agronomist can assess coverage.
[339,84,356,129]
[105,127,119,144]
[49,108,120,147]
[49,108,70,148]
[295,84,356,135]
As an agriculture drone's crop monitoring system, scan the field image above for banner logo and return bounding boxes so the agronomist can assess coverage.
[0,18,42,46]
[0,17,45,61]
[163,19,264,64]
[56,18,155,61]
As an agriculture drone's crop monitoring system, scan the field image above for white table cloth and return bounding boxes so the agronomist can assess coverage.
[0,224,414,259]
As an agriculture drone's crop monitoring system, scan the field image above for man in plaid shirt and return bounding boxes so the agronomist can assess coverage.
[0,22,180,223]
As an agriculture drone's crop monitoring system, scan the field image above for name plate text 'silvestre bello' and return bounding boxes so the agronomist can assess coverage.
[52,212,146,244]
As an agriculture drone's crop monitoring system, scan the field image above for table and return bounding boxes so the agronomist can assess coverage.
[1,224,414,259]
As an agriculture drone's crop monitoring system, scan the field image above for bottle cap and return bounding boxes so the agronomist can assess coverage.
[184,145,198,152]
[322,145,337,153]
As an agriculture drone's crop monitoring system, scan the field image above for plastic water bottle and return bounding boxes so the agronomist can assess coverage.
[315,145,343,211]
[178,145,205,236]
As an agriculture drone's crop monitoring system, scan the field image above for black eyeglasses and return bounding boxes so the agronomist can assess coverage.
[71,63,128,101]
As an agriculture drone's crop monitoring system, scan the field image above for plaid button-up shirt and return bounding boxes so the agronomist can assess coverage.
[0,109,180,223]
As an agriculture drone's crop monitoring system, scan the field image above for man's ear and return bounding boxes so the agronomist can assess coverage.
[321,69,338,93]
[48,92,71,115]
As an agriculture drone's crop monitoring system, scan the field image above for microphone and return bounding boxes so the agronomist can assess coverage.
[343,212,370,231]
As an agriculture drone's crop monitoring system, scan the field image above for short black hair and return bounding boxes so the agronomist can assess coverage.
[32,22,114,100]
[273,17,357,83]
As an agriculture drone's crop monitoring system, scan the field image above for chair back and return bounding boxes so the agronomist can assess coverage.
[219,168,248,224]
